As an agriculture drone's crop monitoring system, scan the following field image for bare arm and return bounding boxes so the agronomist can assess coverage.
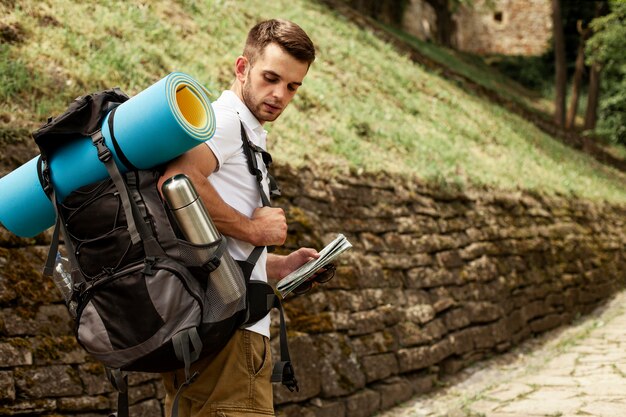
[157,144,287,247]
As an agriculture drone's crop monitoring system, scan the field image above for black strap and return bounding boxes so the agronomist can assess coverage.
[239,122,278,253]
[244,281,298,392]
[90,131,165,259]
[270,294,298,392]
[238,122,297,390]
[41,160,86,287]
[107,107,137,171]
[172,328,203,382]
[106,369,129,417]
[91,130,141,245]
[170,328,202,417]
[239,122,281,206]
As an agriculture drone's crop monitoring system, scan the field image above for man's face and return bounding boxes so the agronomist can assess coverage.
[241,43,309,123]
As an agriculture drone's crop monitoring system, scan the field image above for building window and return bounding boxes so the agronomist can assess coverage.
[494,11,503,22]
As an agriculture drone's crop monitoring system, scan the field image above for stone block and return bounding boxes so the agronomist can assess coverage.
[406,267,461,288]
[463,256,499,282]
[437,250,464,268]
[464,301,502,324]
[2,304,72,336]
[0,399,56,415]
[442,308,471,330]
[0,370,15,401]
[15,365,83,398]
[32,336,87,365]
[362,353,398,383]
[404,303,435,324]
[0,340,32,367]
[128,372,161,386]
[406,372,437,394]
[128,399,163,417]
[79,362,110,396]
[315,334,365,397]
[381,253,433,270]
[0,272,18,304]
[349,305,402,336]
[127,382,157,405]
[529,313,563,333]
[351,330,398,357]
[397,346,430,373]
[57,395,109,412]
[345,389,381,417]
[277,403,317,417]
[308,397,346,417]
[373,377,414,410]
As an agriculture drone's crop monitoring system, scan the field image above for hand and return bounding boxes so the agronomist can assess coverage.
[250,207,288,246]
[267,248,319,280]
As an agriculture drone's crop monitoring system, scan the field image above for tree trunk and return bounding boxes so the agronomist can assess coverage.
[565,21,590,130]
[583,1,609,132]
[584,63,601,130]
[424,0,455,48]
[552,0,567,127]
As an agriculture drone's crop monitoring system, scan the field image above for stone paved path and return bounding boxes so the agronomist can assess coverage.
[376,289,626,417]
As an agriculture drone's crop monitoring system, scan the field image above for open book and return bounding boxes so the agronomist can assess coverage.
[276,234,352,298]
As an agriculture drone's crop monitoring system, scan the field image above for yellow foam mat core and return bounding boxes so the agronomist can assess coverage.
[176,85,208,129]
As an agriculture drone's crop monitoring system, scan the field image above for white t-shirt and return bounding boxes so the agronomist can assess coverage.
[206,90,271,338]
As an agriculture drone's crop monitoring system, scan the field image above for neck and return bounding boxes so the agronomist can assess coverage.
[229,81,265,126]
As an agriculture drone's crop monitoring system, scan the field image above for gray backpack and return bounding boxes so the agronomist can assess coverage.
[33,89,297,417]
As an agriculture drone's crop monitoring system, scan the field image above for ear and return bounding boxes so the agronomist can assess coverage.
[234,56,249,83]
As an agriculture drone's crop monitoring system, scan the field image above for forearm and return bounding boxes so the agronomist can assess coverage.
[193,177,258,244]
[266,253,284,282]
[158,146,261,245]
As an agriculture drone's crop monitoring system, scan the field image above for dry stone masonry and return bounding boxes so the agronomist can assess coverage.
[1,164,625,417]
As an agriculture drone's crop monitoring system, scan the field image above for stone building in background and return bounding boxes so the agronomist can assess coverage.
[402,0,553,56]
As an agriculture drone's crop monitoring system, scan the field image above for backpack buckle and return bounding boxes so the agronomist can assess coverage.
[143,256,157,275]
[91,131,112,162]
[40,160,53,195]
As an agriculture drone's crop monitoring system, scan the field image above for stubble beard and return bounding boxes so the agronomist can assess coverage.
[242,78,281,123]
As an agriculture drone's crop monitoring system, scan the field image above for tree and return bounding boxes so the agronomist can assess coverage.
[552,0,567,127]
[565,20,590,130]
[585,0,624,144]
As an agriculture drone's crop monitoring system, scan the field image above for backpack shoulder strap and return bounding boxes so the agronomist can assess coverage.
[239,122,281,207]
[238,122,298,391]
[246,280,299,392]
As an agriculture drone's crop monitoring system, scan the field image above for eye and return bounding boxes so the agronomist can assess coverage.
[264,75,278,83]
[288,84,299,92]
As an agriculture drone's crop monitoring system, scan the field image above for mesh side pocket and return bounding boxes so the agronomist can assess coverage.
[203,252,246,323]
[173,239,221,268]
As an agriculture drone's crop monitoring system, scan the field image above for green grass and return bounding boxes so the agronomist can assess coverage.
[1,0,625,203]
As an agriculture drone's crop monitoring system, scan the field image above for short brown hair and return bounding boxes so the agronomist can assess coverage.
[244,19,316,66]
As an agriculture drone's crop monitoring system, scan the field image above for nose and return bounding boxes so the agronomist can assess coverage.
[272,84,289,103]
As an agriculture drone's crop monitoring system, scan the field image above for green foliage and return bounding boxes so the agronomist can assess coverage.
[0,45,31,102]
[586,0,626,145]
[487,54,553,91]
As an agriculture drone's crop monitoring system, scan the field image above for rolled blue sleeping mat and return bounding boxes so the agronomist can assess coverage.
[0,72,216,237]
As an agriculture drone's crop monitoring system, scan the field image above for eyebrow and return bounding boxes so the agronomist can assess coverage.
[263,70,302,87]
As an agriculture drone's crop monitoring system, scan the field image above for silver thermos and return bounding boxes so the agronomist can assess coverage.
[161,174,245,307]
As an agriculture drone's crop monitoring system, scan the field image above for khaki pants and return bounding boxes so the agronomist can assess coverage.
[162,330,274,417]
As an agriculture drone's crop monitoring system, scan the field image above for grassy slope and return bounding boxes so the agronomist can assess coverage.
[1,0,625,203]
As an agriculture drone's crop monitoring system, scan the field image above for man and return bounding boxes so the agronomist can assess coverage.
[159,19,317,417]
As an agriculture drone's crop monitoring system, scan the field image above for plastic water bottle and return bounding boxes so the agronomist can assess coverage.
[53,252,77,317]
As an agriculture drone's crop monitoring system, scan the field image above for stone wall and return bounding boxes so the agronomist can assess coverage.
[402,0,552,56]
[1,164,625,417]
